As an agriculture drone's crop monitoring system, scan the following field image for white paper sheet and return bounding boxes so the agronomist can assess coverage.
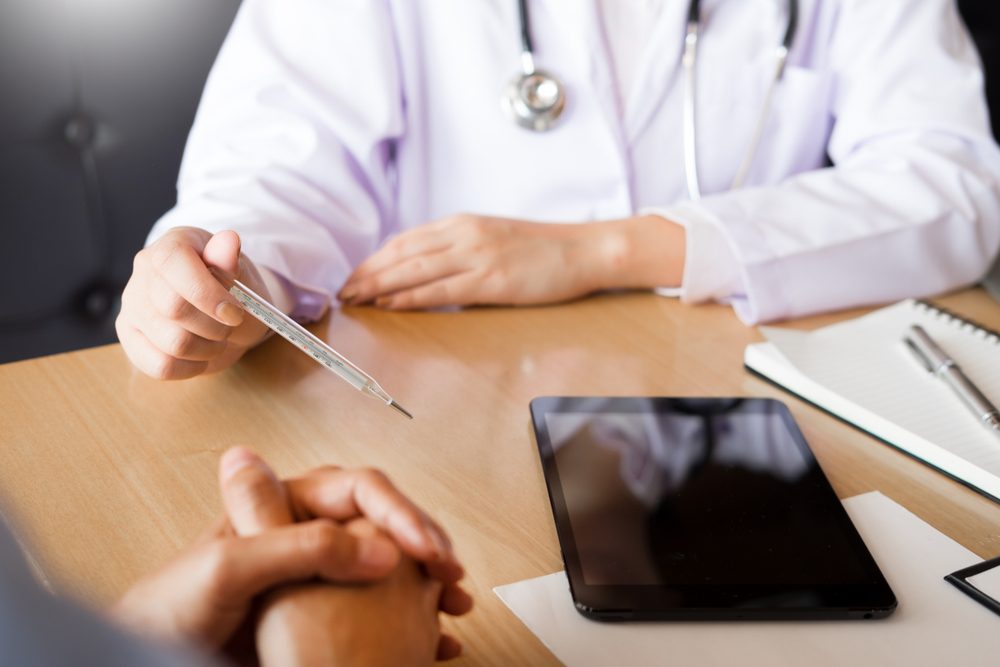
[969,566,1000,603]
[494,493,1000,666]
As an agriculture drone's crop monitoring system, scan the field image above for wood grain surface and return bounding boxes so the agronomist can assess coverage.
[1,288,998,665]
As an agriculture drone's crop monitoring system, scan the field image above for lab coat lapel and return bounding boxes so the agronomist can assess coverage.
[623,1,689,145]
[562,0,621,132]
[543,0,632,201]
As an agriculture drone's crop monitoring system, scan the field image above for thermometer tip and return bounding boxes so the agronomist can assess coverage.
[390,400,413,420]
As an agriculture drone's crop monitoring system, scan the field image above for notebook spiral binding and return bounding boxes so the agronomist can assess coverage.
[914,299,1000,344]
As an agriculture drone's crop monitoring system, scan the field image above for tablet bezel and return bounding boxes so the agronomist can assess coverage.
[529,396,898,621]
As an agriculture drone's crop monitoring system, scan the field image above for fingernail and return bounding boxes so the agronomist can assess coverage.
[375,296,393,308]
[220,447,260,481]
[403,521,430,553]
[358,537,399,570]
[216,302,244,327]
[427,527,451,560]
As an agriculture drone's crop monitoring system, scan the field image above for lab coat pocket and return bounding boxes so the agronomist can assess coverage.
[699,62,834,190]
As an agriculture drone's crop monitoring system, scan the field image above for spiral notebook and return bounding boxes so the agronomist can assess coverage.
[744,299,1000,503]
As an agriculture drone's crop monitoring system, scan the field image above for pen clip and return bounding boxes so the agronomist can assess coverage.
[903,336,934,374]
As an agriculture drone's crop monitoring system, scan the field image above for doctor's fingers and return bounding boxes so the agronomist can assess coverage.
[341,211,504,289]
[342,251,470,305]
[115,318,210,380]
[145,273,234,342]
[218,446,295,536]
[138,237,245,328]
[286,467,463,583]
[137,312,229,362]
[341,227,457,292]
[375,270,487,311]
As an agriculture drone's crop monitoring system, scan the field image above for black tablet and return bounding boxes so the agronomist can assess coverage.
[530,397,897,621]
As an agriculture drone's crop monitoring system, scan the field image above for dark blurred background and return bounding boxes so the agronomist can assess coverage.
[0,0,998,365]
[0,0,241,364]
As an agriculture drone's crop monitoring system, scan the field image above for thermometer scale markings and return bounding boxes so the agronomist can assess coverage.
[234,291,358,383]
[223,276,411,418]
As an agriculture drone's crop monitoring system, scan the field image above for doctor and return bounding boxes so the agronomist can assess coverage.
[118,0,1000,380]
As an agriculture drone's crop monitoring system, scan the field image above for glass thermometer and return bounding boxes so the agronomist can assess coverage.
[214,271,412,419]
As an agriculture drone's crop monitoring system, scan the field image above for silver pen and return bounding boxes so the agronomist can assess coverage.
[213,269,412,419]
[903,324,999,436]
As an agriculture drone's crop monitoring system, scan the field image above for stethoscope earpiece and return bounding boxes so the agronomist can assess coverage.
[502,68,566,132]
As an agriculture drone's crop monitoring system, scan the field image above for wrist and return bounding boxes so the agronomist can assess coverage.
[108,594,186,646]
[257,587,342,667]
[581,215,686,292]
[257,585,382,667]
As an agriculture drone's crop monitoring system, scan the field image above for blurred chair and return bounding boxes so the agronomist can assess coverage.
[0,1,997,364]
[0,0,240,364]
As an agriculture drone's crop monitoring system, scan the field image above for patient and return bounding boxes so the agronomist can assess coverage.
[0,448,472,666]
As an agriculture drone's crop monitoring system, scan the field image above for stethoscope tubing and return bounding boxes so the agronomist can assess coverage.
[517,0,534,59]
[683,0,798,200]
[507,0,799,200]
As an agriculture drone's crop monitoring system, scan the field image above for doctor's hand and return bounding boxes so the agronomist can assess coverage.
[338,214,686,309]
[218,449,472,666]
[116,227,272,380]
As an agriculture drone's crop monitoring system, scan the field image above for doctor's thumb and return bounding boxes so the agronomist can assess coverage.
[202,229,242,278]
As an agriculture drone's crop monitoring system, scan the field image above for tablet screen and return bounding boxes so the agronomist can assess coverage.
[531,397,896,619]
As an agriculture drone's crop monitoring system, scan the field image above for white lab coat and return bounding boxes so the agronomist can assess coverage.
[149,0,1000,324]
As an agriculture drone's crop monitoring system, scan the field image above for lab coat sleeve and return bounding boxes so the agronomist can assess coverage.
[654,0,1000,324]
[147,0,404,320]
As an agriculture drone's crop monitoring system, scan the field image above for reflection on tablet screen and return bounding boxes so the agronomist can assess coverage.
[544,399,871,588]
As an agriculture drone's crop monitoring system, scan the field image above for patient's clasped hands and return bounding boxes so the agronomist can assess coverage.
[112,447,472,666]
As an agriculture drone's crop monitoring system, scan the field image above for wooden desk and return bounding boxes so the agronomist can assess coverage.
[1,290,999,665]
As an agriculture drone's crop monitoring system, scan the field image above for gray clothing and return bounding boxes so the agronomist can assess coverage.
[0,515,215,666]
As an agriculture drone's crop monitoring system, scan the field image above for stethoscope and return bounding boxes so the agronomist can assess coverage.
[501,0,800,201]
[501,0,567,132]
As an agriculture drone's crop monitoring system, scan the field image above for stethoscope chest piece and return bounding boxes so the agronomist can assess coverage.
[502,68,566,132]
